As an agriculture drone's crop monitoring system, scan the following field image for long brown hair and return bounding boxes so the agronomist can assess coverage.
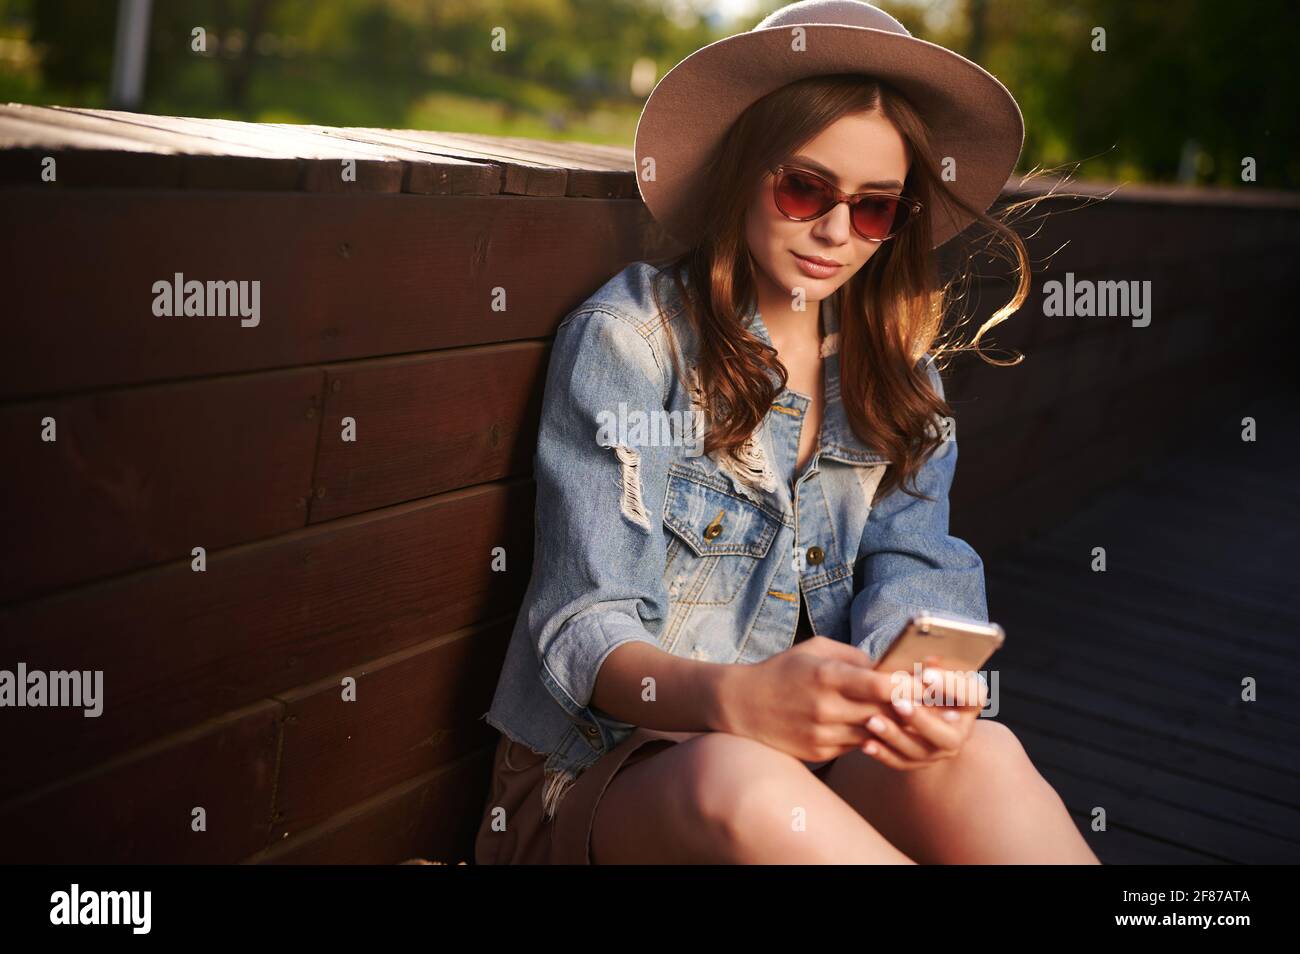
[646,73,1053,503]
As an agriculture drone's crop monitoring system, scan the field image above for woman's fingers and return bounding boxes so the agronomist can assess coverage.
[814,705,960,767]
[823,669,942,760]
[820,659,986,766]
[887,697,966,754]
[860,737,932,771]
[916,658,989,711]
[815,710,928,761]
[822,657,898,703]
[817,721,875,751]
[863,708,941,761]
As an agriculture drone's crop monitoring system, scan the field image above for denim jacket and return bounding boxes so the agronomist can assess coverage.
[480,260,988,819]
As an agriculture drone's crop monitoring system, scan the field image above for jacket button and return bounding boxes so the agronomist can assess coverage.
[703,510,724,540]
[806,545,825,565]
[583,724,600,738]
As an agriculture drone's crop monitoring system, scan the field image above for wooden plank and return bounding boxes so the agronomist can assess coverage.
[0,108,180,152]
[999,618,1299,741]
[249,746,491,864]
[1005,174,1300,210]
[991,576,1300,697]
[998,636,1300,749]
[0,369,322,603]
[282,125,505,195]
[0,103,303,189]
[992,548,1300,652]
[0,700,280,863]
[1003,692,1300,809]
[0,479,535,800]
[1059,810,1224,864]
[427,130,639,198]
[271,616,511,837]
[0,146,185,188]
[1025,527,1300,622]
[3,104,283,156]
[1131,461,1300,521]
[992,663,1299,777]
[309,343,547,522]
[0,110,188,187]
[1010,722,1298,862]
[0,189,663,399]
[1003,192,1300,278]
[949,319,1132,437]
[1021,452,1300,582]
[996,618,1300,735]
[952,418,1157,555]
[956,292,1252,446]
[953,351,1254,551]
[54,107,403,193]
[40,106,548,196]
[444,131,632,166]
[336,127,569,196]
[936,238,1283,370]
[966,385,1300,863]
[177,154,303,190]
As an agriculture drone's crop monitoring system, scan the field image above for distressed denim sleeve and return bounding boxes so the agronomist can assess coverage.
[526,308,672,727]
[850,355,989,661]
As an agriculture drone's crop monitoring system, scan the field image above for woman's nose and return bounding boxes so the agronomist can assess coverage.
[812,201,854,242]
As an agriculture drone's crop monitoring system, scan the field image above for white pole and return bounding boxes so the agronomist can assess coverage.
[109,0,154,110]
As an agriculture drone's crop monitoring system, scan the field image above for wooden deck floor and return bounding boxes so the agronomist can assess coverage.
[985,388,1300,863]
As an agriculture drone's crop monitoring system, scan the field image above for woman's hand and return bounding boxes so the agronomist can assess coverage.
[859,654,989,771]
[715,635,923,763]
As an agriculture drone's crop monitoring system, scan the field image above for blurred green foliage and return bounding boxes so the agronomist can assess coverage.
[0,0,1294,188]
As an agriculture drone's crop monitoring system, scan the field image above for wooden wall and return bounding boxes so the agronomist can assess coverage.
[0,187,679,864]
[943,182,1300,553]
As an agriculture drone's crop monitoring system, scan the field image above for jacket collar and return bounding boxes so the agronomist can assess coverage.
[747,292,890,466]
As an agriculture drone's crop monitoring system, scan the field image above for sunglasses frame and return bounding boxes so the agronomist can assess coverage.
[770,164,923,243]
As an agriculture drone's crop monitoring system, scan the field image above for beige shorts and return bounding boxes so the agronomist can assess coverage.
[473,727,704,865]
[473,727,837,864]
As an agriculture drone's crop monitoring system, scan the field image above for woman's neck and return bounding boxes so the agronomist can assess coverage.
[755,281,825,345]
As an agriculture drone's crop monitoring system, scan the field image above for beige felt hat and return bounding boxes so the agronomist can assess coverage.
[633,0,1024,250]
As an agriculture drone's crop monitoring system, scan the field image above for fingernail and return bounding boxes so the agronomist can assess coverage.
[922,667,941,684]
[868,715,888,733]
[865,741,879,755]
[892,696,914,716]
[942,710,959,722]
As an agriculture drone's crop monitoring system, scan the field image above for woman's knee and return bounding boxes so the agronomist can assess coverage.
[673,732,813,842]
[956,718,1041,784]
[968,717,1018,749]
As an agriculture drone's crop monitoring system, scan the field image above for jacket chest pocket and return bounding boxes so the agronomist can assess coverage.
[662,469,782,606]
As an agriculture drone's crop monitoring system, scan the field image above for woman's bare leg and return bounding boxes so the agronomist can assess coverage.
[818,718,1101,864]
[590,731,916,864]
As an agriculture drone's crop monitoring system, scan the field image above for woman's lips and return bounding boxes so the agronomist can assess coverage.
[792,251,843,278]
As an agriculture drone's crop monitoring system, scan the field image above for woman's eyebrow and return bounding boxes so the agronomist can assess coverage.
[789,154,903,191]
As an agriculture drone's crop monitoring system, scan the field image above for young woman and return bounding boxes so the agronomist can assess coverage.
[475,0,1100,864]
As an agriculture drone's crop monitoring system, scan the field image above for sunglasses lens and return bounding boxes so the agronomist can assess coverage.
[774,169,832,219]
[775,168,915,240]
[852,195,909,241]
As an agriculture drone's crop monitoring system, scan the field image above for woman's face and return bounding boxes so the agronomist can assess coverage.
[745,109,911,305]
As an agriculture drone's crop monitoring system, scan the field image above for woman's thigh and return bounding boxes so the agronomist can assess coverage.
[817,718,1093,864]
[589,730,914,864]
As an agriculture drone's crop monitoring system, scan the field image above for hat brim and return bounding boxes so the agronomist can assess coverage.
[633,24,1025,250]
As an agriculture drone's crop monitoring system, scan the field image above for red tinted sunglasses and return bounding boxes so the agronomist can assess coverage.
[770,164,922,242]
